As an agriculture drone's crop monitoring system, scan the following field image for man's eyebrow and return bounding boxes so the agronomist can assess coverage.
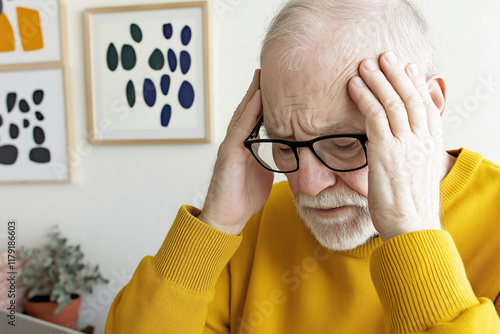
[264,122,365,139]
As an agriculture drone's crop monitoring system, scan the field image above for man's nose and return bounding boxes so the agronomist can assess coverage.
[296,148,337,197]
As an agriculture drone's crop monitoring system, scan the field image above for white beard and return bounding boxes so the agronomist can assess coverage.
[294,187,378,251]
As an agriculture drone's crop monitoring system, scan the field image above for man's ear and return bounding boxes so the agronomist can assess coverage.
[426,74,447,117]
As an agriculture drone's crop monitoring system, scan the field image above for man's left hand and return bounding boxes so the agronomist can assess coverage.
[347,51,443,241]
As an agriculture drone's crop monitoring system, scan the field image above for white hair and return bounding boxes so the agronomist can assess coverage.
[260,0,437,77]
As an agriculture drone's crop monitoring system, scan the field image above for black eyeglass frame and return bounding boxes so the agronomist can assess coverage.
[243,116,369,173]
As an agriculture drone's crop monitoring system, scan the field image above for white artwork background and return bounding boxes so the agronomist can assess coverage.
[0,69,69,181]
[0,0,62,64]
[91,7,207,140]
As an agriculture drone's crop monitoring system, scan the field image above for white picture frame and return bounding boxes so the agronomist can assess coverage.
[0,0,63,66]
[0,67,72,183]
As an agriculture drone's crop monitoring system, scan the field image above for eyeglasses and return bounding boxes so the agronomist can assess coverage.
[243,116,368,173]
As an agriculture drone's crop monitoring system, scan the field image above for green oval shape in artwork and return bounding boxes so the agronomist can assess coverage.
[126,80,135,107]
[121,44,136,70]
[148,48,165,70]
[130,23,142,43]
[106,43,119,71]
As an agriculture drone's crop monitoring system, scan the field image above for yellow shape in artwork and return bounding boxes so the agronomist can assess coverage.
[17,7,44,52]
[0,13,15,52]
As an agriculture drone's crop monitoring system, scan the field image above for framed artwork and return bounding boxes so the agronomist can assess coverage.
[0,0,73,183]
[0,68,71,182]
[85,1,212,144]
[0,0,62,66]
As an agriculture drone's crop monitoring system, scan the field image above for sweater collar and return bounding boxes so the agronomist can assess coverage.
[439,148,483,213]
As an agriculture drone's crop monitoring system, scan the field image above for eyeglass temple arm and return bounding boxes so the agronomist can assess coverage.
[245,115,264,141]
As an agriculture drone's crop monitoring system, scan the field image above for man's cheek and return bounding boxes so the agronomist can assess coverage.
[343,168,369,198]
[285,173,300,198]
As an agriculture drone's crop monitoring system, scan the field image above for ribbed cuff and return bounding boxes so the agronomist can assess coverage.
[152,205,242,295]
[370,230,479,333]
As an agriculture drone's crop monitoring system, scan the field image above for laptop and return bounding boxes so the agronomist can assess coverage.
[0,309,83,334]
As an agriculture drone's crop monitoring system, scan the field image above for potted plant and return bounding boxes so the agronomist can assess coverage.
[19,226,108,329]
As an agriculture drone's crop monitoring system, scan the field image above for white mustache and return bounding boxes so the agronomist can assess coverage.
[295,187,368,209]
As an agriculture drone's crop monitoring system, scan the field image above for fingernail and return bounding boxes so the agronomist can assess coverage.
[385,52,398,64]
[364,59,378,71]
[352,77,365,87]
[409,63,419,76]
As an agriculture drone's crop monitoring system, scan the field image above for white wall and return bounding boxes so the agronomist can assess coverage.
[0,0,499,332]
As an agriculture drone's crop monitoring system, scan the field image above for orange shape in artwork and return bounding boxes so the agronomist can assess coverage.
[17,7,44,52]
[0,13,16,52]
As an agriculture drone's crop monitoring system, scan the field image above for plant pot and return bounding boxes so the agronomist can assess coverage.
[23,293,81,329]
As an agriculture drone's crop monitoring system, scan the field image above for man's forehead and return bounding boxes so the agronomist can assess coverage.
[263,117,365,140]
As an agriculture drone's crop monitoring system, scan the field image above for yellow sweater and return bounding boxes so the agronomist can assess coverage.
[106,148,500,333]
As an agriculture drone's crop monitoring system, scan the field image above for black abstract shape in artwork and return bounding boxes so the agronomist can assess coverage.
[107,43,119,71]
[181,25,192,46]
[148,48,165,70]
[0,0,3,15]
[163,23,173,39]
[180,51,191,75]
[29,148,50,163]
[160,75,170,96]
[178,81,195,109]
[35,111,44,121]
[143,79,156,107]
[7,93,16,112]
[33,126,45,145]
[9,124,19,139]
[161,104,172,127]
[19,99,30,112]
[126,80,135,108]
[0,145,18,165]
[0,113,2,127]
[121,44,137,70]
[23,119,30,128]
[19,99,30,113]
[167,49,177,72]
[33,90,44,105]
[130,23,143,43]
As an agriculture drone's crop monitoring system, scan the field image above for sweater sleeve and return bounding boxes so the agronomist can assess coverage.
[370,230,500,334]
[105,205,242,334]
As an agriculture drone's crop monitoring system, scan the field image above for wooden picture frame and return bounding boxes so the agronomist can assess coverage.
[84,1,212,144]
[0,0,74,183]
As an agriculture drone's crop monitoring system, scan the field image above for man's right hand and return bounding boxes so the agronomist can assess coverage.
[198,70,274,235]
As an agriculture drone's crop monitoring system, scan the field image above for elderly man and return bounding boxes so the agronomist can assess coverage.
[106,0,500,333]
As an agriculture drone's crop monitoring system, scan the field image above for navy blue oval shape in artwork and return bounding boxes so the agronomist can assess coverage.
[163,23,173,39]
[106,43,119,71]
[143,79,157,107]
[160,75,171,96]
[180,51,191,75]
[167,49,177,72]
[181,25,192,46]
[161,104,172,127]
[178,81,195,109]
